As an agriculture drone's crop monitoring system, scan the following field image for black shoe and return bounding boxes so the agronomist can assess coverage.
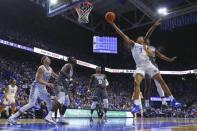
[103,115,107,122]
[90,117,93,122]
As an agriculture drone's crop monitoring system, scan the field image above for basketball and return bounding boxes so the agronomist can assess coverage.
[105,12,116,22]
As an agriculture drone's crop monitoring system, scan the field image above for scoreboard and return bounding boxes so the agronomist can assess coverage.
[93,36,118,54]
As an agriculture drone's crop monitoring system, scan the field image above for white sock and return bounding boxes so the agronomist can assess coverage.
[161,97,166,105]
[145,99,150,107]
[11,111,21,119]
[48,111,53,117]
[60,115,64,118]
[169,95,174,101]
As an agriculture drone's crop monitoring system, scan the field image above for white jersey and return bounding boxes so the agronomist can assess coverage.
[16,65,53,114]
[131,43,151,67]
[35,65,52,84]
[7,85,17,97]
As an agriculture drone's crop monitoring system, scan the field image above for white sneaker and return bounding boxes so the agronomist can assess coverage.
[45,115,56,125]
[7,117,17,125]
[57,116,68,124]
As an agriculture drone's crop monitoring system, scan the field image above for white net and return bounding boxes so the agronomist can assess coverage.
[75,1,93,23]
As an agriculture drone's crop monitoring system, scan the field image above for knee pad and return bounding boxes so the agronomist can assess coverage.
[103,99,109,109]
[60,105,67,115]
[58,92,66,104]
[44,98,52,111]
[65,95,70,107]
[52,99,61,112]
[91,101,98,109]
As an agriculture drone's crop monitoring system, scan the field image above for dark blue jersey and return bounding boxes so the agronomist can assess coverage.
[91,74,107,88]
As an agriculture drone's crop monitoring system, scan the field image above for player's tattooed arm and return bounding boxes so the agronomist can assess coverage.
[109,22,135,46]
[144,19,161,41]
[156,50,176,62]
[36,66,54,88]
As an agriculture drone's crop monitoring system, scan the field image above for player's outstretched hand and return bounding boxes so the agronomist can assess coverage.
[170,57,177,62]
[106,19,114,25]
[154,18,161,26]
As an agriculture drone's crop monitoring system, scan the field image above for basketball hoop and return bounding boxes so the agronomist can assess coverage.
[75,1,93,23]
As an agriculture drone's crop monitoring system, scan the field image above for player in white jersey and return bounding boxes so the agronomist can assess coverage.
[106,18,177,114]
[143,20,177,107]
[8,56,58,124]
[4,79,18,115]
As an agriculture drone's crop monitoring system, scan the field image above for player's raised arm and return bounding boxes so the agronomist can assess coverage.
[111,23,135,45]
[105,12,135,46]
[144,19,161,41]
[155,50,177,62]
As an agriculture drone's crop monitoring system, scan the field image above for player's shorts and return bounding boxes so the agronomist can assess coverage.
[93,87,108,101]
[29,81,51,104]
[133,63,159,78]
[57,92,70,106]
[7,97,15,104]
[3,99,9,105]
[54,80,69,96]
[145,62,158,79]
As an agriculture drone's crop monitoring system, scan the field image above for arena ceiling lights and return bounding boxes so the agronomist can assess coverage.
[30,0,197,33]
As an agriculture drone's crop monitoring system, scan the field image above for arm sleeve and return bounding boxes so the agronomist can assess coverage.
[104,75,109,86]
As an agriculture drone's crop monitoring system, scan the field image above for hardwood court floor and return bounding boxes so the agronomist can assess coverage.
[0,118,197,131]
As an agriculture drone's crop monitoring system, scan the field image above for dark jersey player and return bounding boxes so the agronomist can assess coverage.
[88,66,109,122]
[143,19,176,107]
[45,56,77,124]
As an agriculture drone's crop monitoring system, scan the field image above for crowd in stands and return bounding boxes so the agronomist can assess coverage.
[0,55,133,117]
[0,53,197,119]
[0,14,197,117]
